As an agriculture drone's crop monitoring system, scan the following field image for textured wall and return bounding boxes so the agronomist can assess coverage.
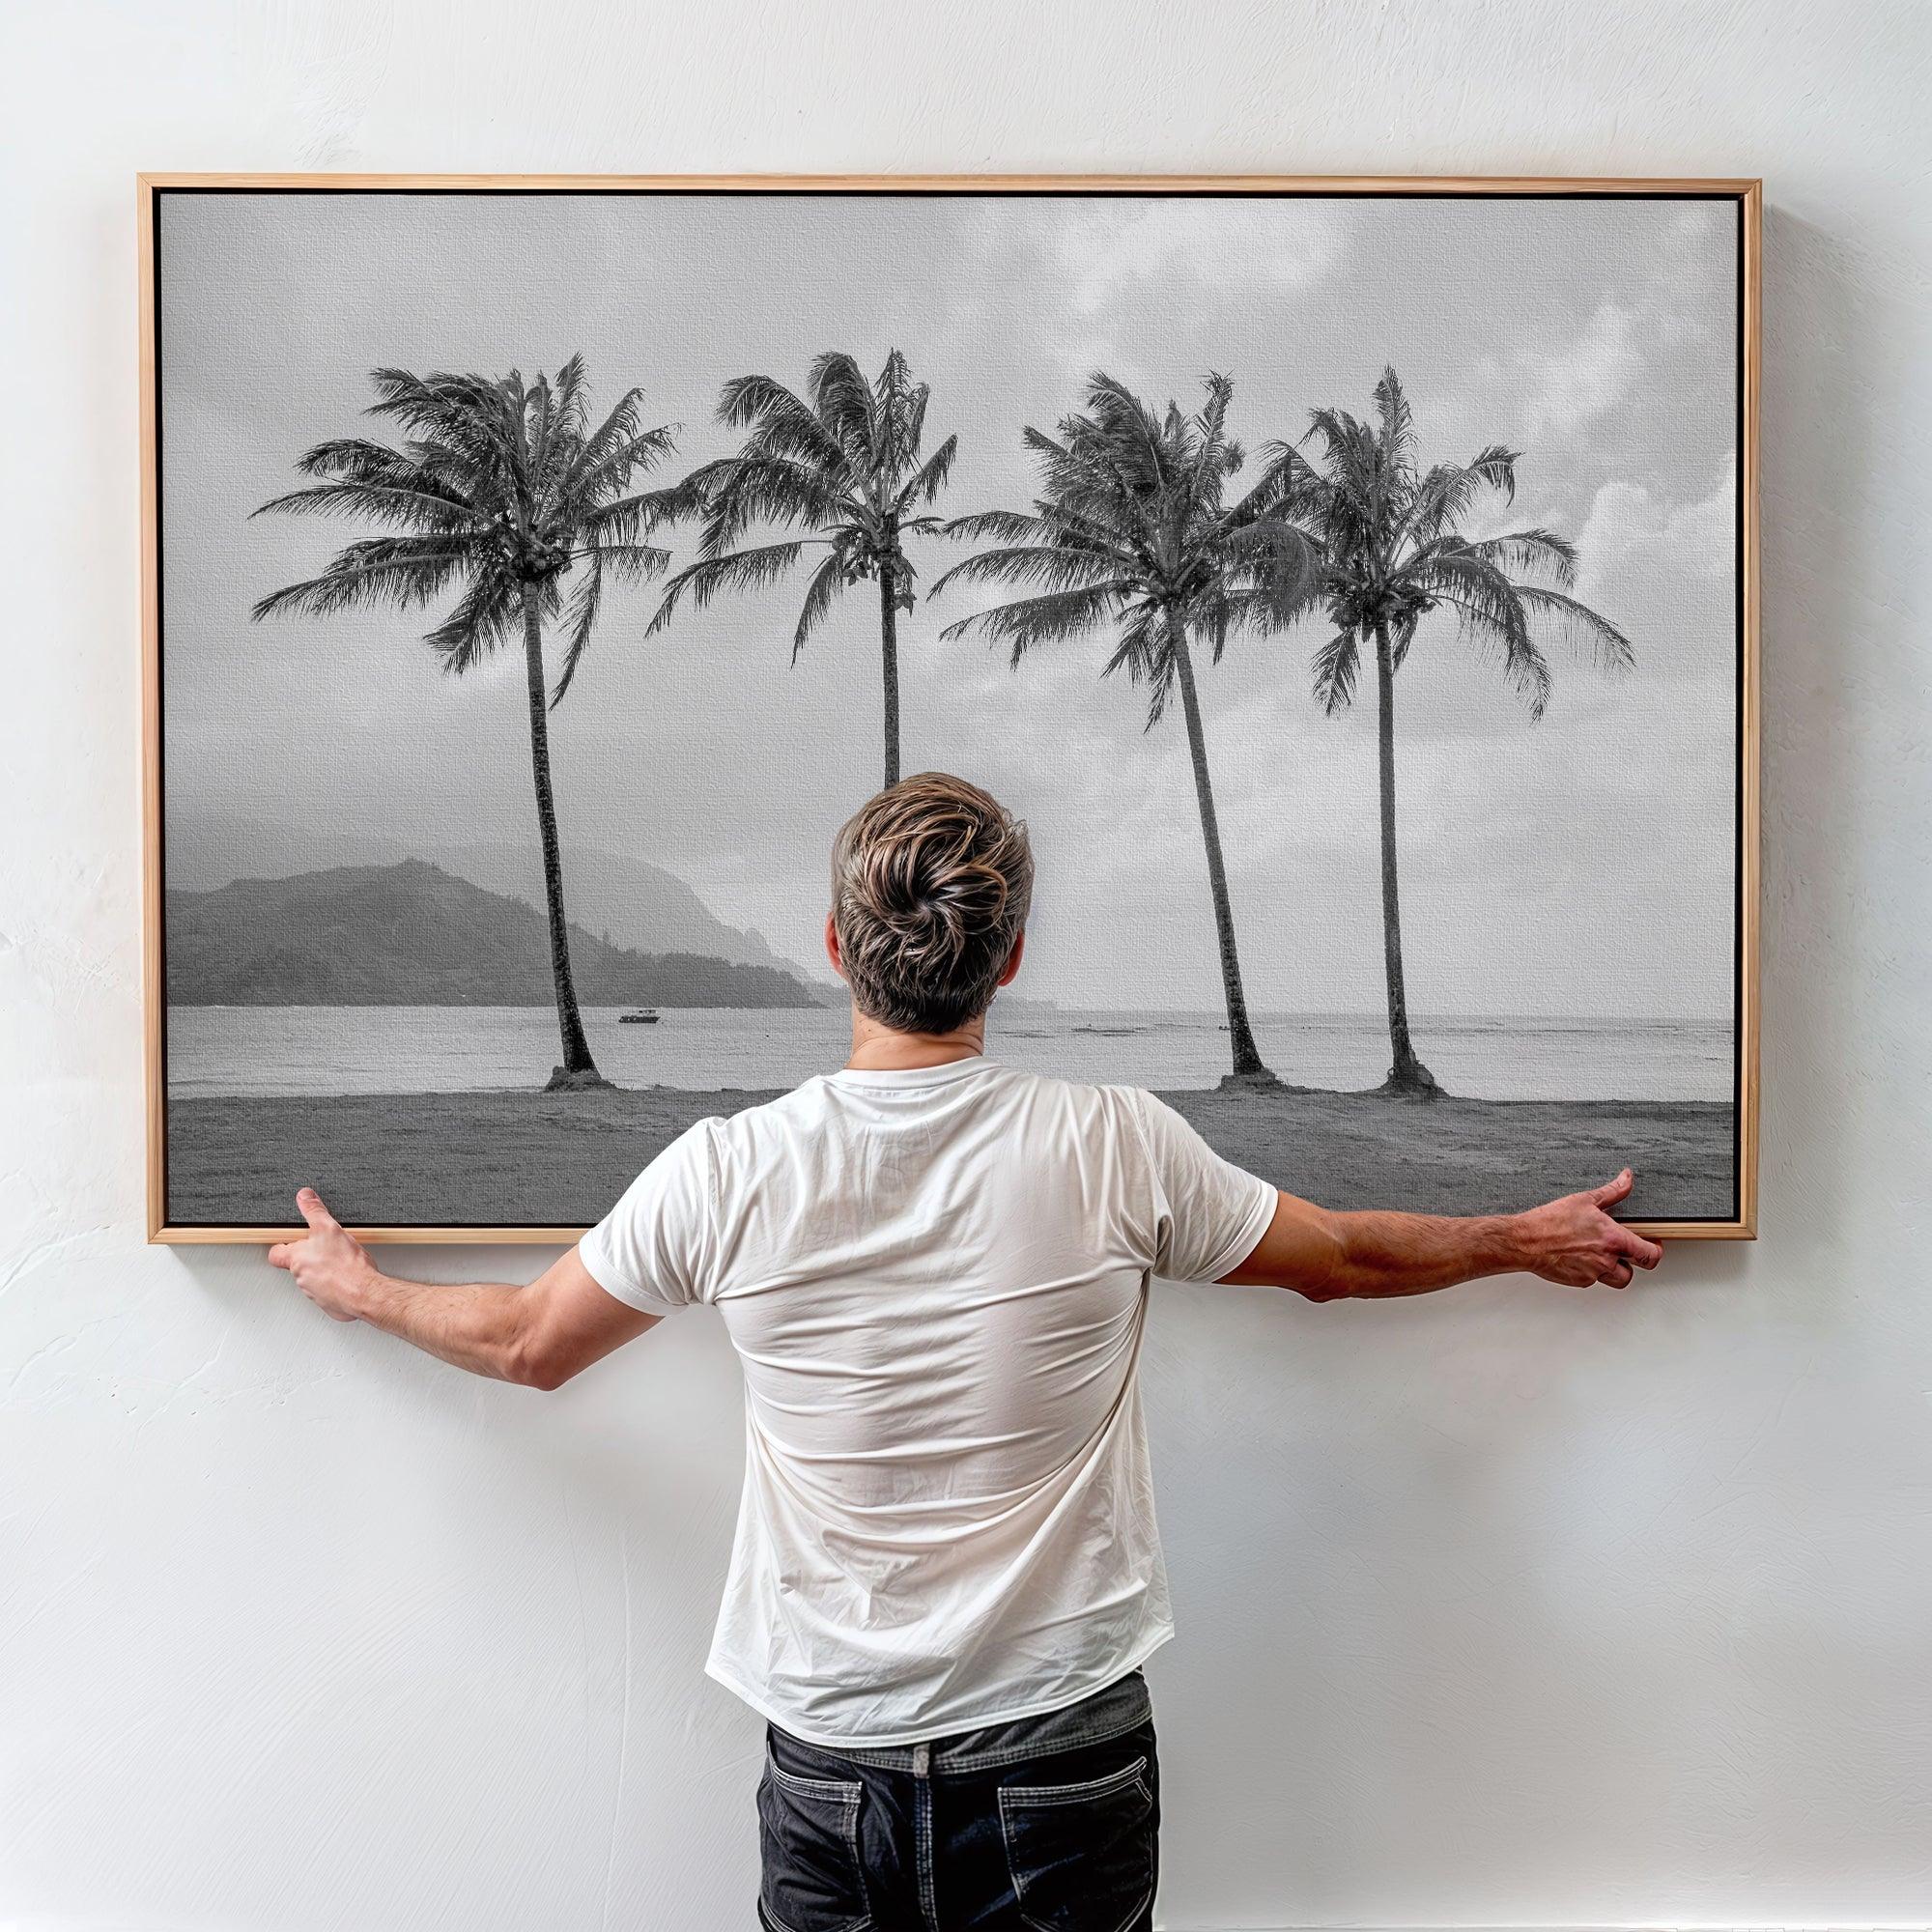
[3,3,1929,1927]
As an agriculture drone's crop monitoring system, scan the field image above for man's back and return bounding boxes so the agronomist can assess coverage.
[266,771,1657,1932]
[582,1058,1275,1746]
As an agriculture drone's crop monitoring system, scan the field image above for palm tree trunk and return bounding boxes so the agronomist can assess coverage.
[878,561,902,789]
[1169,612,1274,1083]
[1371,619,1437,1097]
[521,587,606,1091]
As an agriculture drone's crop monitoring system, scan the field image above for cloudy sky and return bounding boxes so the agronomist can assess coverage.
[159,188,1740,1021]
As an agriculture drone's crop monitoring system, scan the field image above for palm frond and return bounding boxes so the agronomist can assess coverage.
[581,482,697,547]
[645,540,811,636]
[1094,605,1179,728]
[582,539,672,579]
[1096,602,1163,679]
[939,581,1131,664]
[1514,585,1634,671]
[1228,439,1314,522]
[421,572,520,675]
[557,384,646,488]
[896,434,958,512]
[1189,372,1236,484]
[251,475,486,535]
[928,543,1120,598]
[869,347,928,480]
[1311,631,1359,714]
[1084,373,1171,496]
[565,419,679,506]
[548,554,604,708]
[716,373,851,476]
[791,551,847,663]
[1406,452,1518,552]
[1456,528,1579,587]
[1463,443,1519,503]
[893,373,931,480]
[696,453,846,553]
[365,368,520,480]
[938,505,1135,571]
[1213,520,1324,625]
[644,351,956,663]
[1416,551,1551,717]
[1373,367,1415,477]
[809,352,876,463]
[937,507,1057,546]
[287,436,481,498]
[250,537,470,622]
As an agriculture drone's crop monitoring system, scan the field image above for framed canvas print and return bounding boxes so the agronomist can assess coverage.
[139,174,1759,1242]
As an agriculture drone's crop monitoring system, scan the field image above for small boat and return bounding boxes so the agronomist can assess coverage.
[618,1008,662,1025]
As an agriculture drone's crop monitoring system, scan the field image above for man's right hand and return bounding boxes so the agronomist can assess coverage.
[1513,1170,1663,1289]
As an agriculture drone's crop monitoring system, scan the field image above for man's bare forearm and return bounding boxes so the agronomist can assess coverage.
[1314,1208,1526,1300]
[270,1190,655,1386]
[348,1269,543,1381]
[265,1193,533,1378]
[1222,1170,1663,1296]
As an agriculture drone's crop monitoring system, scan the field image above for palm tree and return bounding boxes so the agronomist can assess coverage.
[251,357,681,1091]
[648,350,956,787]
[1279,367,1633,1096]
[932,373,1319,1084]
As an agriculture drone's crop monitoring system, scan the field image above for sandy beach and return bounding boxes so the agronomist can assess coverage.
[167,1081,1734,1229]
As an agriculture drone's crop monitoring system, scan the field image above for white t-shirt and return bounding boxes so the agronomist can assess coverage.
[579,1058,1277,1748]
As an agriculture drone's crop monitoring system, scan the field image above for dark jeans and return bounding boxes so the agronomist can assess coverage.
[755,1667,1158,1932]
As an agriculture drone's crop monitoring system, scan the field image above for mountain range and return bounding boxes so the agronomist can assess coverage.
[165,816,833,988]
[166,862,838,1009]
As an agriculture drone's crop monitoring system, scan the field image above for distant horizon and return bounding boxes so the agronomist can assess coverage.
[166,1001,1735,1110]
[172,997,1731,1031]
[164,841,1734,1029]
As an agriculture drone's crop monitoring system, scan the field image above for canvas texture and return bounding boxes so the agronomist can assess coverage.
[153,188,1744,1230]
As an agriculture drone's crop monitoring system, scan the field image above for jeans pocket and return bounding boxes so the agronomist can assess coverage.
[997,1752,1155,1932]
[757,1747,872,1932]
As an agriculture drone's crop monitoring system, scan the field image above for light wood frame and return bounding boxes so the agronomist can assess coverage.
[139,173,1761,1244]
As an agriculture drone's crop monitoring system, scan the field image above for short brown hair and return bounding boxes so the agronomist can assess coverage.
[830,772,1034,1035]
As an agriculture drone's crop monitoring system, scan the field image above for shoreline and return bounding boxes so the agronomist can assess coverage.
[166,1082,1735,1229]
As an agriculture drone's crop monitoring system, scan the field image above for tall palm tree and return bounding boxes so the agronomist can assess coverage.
[932,373,1319,1084]
[648,350,956,787]
[251,356,681,1091]
[1279,367,1633,1096]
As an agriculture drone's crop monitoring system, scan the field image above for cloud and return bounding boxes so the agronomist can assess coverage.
[1453,301,1649,445]
[1528,302,1643,434]
[1054,200,1341,316]
[1443,197,1733,469]
[1574,454,1737,603]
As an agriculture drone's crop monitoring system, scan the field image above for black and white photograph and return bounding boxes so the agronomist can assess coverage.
[149,183,1750,1233]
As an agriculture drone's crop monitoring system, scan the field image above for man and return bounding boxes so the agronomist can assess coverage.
[271,771,1662,1932]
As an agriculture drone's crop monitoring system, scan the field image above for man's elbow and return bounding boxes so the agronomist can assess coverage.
[1291,1216,1354,1302]
[1293,1277,1350,1304]
[503,1333,579,1391]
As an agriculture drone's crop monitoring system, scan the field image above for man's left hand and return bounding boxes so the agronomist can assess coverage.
[268,1188,378,1322]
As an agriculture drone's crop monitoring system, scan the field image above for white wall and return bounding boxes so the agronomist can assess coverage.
[3,2,1929,1926]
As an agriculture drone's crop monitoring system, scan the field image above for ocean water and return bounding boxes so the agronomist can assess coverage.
[167,1005,1733,1103]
